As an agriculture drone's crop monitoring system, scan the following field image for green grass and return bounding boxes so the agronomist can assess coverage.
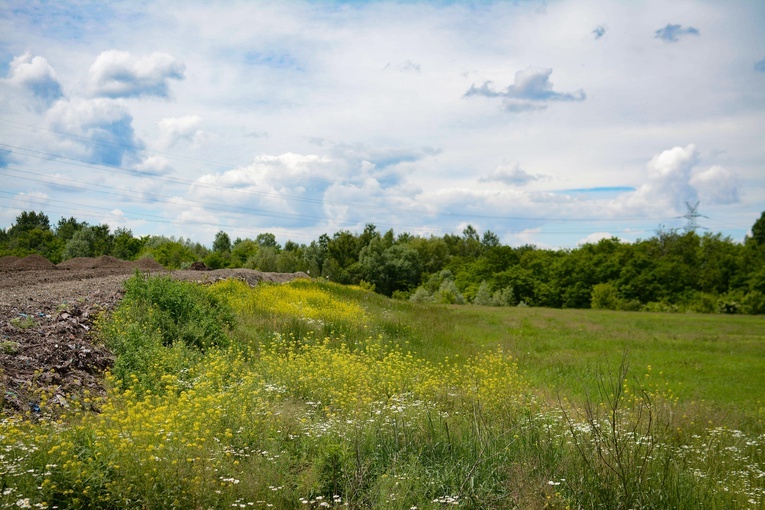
[376,301,765,426]
[1,276,764,509]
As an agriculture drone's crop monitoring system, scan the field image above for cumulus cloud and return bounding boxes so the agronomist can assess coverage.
[479,161,540,186]
[191,153,332,226]
[88,50,185,98]
[12,191,50,211]
[4,52,63,105]
[328,142,440,187]
[331,142,439,168]
[654,24,700,42]
[755,57,765,73]
[45,97,143,166]
[135,155,171,175]
[157,115,205,149]
[592,25,607,39]
[464,67,585,112]
[690,165,739,205]
[620,144,740,214]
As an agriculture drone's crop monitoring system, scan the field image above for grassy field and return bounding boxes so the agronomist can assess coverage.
[1,276,763,509]
[389,301,765,423]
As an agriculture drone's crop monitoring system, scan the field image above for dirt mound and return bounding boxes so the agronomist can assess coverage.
[134,257,166,271]
[0,256,21,271]
[93,255,134,269]
[13,254,57,271]
[57,257,97,270]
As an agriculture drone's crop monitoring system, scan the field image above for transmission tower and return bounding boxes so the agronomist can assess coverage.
[682,201,707,233]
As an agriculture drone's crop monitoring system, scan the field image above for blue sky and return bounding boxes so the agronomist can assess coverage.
[1,0,764,248]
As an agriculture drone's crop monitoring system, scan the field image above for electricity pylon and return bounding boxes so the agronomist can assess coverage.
[682,201,707,233]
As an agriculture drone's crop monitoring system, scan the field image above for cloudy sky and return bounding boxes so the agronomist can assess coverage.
[1,0,764,248]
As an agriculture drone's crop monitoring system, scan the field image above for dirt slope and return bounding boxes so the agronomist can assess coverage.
[0,255,309,416]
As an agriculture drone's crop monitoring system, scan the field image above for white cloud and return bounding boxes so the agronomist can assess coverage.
[3,52,63,105]
[135,155,171,175]
[479,161,540,186]
[464,67,585,112]
[88,50,185,98]
[190,153,333,226]
[156,115,205,149]
[45,97,142,165]
[1,1,763,248]
[622,144,700,213]
[690,165,739,205]
[11,191,50,211]
[578,232,615,245]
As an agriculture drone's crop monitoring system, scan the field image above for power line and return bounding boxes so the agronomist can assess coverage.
[0,141,677,224]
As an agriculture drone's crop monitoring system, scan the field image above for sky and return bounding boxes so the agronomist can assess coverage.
[1,0,764,249]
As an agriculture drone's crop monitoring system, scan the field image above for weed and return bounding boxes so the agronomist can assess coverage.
[9,315,35,330]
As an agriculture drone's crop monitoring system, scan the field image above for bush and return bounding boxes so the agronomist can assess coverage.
[741,290,765,315]
[99,273,235,392]
[591,282,621,310]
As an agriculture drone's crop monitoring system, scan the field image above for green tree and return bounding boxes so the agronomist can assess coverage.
[256,233,279,250]
[213,231,232,254]
[481,230,500,249]
[112,227,144,260]
[360,240,423,296]
[231,239,259,267]
[55,216,88,242]
[751,210,765,246]
[7,211,50,237]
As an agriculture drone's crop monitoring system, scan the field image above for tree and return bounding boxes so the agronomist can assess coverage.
[55,216,87,242]
[481,230,501,249]
[61,225,112,259]
[7,211,50,237]
[751,211,765,246]
[256,232,279,250]
[213,231,232,254]
[231,239,259,267]
[112,227,143,260]
[359,241,423,296]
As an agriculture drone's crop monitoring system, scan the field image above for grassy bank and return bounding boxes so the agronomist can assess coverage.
[0,275,763,509]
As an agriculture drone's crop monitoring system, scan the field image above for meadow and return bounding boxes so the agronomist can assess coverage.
[1,274,763,509]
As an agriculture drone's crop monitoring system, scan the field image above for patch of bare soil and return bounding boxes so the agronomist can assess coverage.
[0,255,310,417]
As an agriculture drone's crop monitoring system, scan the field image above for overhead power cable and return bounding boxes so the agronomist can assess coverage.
[0,141,676,224]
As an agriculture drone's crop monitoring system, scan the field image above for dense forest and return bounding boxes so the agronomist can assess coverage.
[2,210,765,314]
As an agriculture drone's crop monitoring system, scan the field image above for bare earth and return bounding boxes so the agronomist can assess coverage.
[0,255,309,415]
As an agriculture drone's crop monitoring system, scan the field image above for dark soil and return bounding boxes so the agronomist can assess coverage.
[0,255,309,417]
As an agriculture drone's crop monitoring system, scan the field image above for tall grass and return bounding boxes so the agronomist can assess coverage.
[0,275,763,509]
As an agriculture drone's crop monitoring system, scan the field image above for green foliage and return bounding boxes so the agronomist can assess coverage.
[54,216,87,242]
[5,208,765,316]
[7,210,50,237]
[751,210,765,245]
[100,273,235,392]
[139,236,199,269]
[203,250,230,269]
[4,278,765,509]
[111,227,144,260]
[231,238,259,266]
[213,230,232,253]
[61,224,113,259]
[591,282,622,310]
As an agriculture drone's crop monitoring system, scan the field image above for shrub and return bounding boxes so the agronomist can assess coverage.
[591,282,621,310]
[99,273,235,392]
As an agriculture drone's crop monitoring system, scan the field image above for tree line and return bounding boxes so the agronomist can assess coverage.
[2,210,764,314]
